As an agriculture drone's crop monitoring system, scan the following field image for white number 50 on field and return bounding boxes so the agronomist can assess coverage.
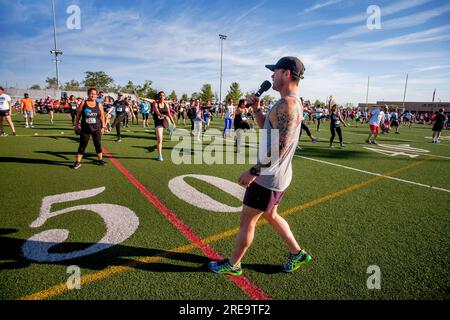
[22,187,139,262]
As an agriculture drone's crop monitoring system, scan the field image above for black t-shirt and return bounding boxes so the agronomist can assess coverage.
[114,100,125,114]
[330,113,341,128]
[435,113,447,127]
[187,107,196,119]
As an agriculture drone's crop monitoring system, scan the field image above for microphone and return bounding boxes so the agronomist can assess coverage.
[255,80,272,97]
[247,80,272,107]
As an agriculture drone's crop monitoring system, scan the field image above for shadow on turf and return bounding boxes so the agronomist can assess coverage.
[0,231,211,273]
[295,148,367,160]
[0,157,72,167]
[0,231,294,274]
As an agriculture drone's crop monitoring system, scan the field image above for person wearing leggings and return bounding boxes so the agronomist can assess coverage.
[68,95,78,127]
[112,93,127,142]
[298,99,318,149]
[234,99,251,154]
[72,88,107,169]
[223,98,234,138]
[328,104,347,149]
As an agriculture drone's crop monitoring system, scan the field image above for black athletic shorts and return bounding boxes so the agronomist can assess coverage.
[243,182,285,213]
[0,110,10,117]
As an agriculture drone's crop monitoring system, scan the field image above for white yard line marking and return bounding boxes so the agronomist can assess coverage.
[294,155,450,193]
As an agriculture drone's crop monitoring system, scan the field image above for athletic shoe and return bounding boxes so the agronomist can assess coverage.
[365,140,372,144]
[30,124,34,128]
[339,144,345,149]
[157,155,164,161]
[395,132,400,134]
[372,141,378,145]
[209,259,243,276]
[97,160,106,166]
[12,132,16,136]
[117,139,122,143]
[296,146,303,150]
[25,125,29,128]
[282,250,312,273]
[0,132,7,137]
[72,162,82,170]
[311,136,318,143]
[328,145,334,149]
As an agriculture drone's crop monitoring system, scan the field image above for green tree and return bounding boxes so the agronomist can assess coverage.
[181,93,189,102]
[83,71,114,91]
[30,84,41,90]
[244,91,253,100]
[62,80,82,91]
[45,77,58,89]
[199,84,214,102]
[191,92,199,100]
[121,80,136,94]
[226,82,243,104]
[262,95,276,105]
[169,90,178,101]
[135,80,157,99]
[314,99,325,108]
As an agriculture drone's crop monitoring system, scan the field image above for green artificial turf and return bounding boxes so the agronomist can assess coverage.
[0,113,449,300]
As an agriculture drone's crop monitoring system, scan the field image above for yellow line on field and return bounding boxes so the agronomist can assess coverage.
[18,159,429,300]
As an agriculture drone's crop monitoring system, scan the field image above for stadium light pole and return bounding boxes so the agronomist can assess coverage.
[219,34,227,112]
[402,73,408,111]
[50,0,63,94]
[365,76,370,109]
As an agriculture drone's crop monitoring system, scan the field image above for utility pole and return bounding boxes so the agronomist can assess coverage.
[219,34,227,113]
[402,74,408,111]
[50,0,63,96]
[365,76,370,110]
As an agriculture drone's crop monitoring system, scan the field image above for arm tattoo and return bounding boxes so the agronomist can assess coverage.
[276,99,299,158]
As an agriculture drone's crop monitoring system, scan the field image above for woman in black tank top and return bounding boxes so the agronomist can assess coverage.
[328,104,347,149]
[153,91,176,161]
[72,88,107,169]
[234,99,251,154]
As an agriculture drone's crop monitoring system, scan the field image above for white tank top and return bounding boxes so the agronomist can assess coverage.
[255,95,303,192]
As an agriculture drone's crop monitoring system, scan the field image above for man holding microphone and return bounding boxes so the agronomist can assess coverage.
[209,57,312,276]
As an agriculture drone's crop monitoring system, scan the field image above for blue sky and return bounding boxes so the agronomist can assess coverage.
[1,0,449,104]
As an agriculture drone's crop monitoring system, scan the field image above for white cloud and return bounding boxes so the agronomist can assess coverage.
[1,0,449,104]
[303,0,342,14]
[327,0,432,25]
[329,3,450,40]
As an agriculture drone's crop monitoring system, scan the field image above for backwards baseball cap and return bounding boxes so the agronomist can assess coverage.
[265,56,305,79]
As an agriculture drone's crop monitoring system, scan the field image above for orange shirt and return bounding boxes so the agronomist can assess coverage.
[22,98,34,111]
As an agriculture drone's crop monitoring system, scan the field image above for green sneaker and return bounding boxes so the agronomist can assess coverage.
[209,259,243,276]
[282,250,312,273]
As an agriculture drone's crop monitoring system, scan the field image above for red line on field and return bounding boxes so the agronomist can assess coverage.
[102,147,270,301]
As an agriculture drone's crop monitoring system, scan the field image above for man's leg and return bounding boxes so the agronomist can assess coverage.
[263,205,301,255]
[229,205,264,266]
[372,132,379,144]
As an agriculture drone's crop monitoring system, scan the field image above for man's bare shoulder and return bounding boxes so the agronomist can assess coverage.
[278,96,301,111]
